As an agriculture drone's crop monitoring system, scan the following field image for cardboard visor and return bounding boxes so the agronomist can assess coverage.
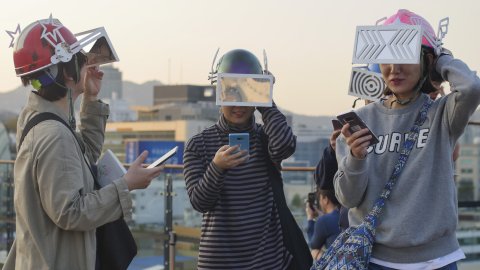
[352,24,422,64]
[216,73,273,107]
[72,27,119,66]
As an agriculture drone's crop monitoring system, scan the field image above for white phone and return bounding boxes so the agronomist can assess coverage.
[146,146,178,169]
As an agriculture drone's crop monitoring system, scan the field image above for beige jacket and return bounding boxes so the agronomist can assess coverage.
[3,92,132,270]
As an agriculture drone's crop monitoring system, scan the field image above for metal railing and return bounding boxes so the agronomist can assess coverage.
[2,160,480,269]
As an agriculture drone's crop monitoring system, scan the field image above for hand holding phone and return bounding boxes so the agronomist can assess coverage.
[337,111,379,145]
[146,146,178,169]
[213,142,249,170]
[307,192,317,212]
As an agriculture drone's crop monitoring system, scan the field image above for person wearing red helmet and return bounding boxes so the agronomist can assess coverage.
[3,17,163,270]
[334,9,480,269]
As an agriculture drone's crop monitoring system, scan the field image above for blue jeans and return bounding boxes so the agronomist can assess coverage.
[369,261,457,270]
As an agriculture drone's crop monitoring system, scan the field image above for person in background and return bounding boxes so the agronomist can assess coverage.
[3,17,163,270]
[306,145,342,259]
[335,9,480,269]
[312,128,349,232]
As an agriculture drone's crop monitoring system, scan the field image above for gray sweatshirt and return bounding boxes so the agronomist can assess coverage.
[334,55,480,263]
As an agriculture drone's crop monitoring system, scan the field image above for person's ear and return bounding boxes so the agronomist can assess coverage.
[426,53,434,66]
[63,69,74,81]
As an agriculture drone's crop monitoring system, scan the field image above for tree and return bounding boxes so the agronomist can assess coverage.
[291,193,303,209]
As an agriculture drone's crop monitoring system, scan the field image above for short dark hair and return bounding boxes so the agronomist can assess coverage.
[20,52,87,101]
[317,189,340,207]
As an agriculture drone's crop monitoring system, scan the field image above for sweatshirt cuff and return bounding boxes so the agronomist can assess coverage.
[81,98,110,116]
[113,177,133,222]
[436,54,454,79]
[345,152,367,173]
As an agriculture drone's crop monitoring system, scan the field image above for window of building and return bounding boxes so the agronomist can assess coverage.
[182,115,195,120]
[461,168,474,174]
[460,159,474,165]
[204,88,214,97]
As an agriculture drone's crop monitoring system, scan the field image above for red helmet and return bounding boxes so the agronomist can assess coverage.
[383,9,436,49]
[13,17,77,77]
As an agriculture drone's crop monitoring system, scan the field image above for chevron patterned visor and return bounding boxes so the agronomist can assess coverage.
[352,25,422,64]
[216,73,273,107]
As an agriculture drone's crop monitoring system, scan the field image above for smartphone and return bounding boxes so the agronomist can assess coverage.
[337,111,379,145]
[228,133,250,153]
[332,119,343,131]
[307,192,317,211]
[146,146,178,169]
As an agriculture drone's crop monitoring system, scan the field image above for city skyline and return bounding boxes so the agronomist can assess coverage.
[0,0,479,116]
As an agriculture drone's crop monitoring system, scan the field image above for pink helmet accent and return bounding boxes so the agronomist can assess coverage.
[383,9,436,49]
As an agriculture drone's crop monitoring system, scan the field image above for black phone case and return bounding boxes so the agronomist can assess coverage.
[337,112,379,145]
[331,119,343,130]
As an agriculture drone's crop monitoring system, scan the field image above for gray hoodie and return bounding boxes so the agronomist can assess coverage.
[335,55,480,263]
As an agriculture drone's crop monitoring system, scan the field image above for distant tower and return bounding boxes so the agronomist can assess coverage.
[99,65,123,99]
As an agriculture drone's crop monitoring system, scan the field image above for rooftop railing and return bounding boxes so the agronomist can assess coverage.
[1,160,480,269]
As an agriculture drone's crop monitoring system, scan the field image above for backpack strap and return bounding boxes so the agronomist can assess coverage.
[18,112,100,189]
[19,112,85,153]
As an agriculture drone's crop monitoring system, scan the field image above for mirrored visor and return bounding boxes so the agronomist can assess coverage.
[72,27,119,66]
[216,73,273,107]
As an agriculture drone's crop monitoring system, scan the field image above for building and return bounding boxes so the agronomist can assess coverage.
[292,138,330,168]
[103,93,137,122]
[290,122,332,168]
[456,144,480,201]
[104,120,214,162]
[0,122,12,259]
[99,65,123,100]
[153,85,215,105]
[133,102,219,122]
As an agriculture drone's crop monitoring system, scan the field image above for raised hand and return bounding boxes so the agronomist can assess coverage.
[83,66,104,100]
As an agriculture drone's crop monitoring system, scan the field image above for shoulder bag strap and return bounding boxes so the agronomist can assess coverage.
[18,112,100,189]
[364,97,433,228]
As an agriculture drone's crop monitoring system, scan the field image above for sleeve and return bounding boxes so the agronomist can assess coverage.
[257,101,296,162]
[333,135,369,208]
[314,145,338,189]
[439,55,480,141]
[309,217,329,249]
[183,136,227,213]
[77,98,110,163]
[35,124,131,231]
[307,219,315,242]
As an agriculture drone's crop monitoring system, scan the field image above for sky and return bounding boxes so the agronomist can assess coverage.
[0,0,479,116]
